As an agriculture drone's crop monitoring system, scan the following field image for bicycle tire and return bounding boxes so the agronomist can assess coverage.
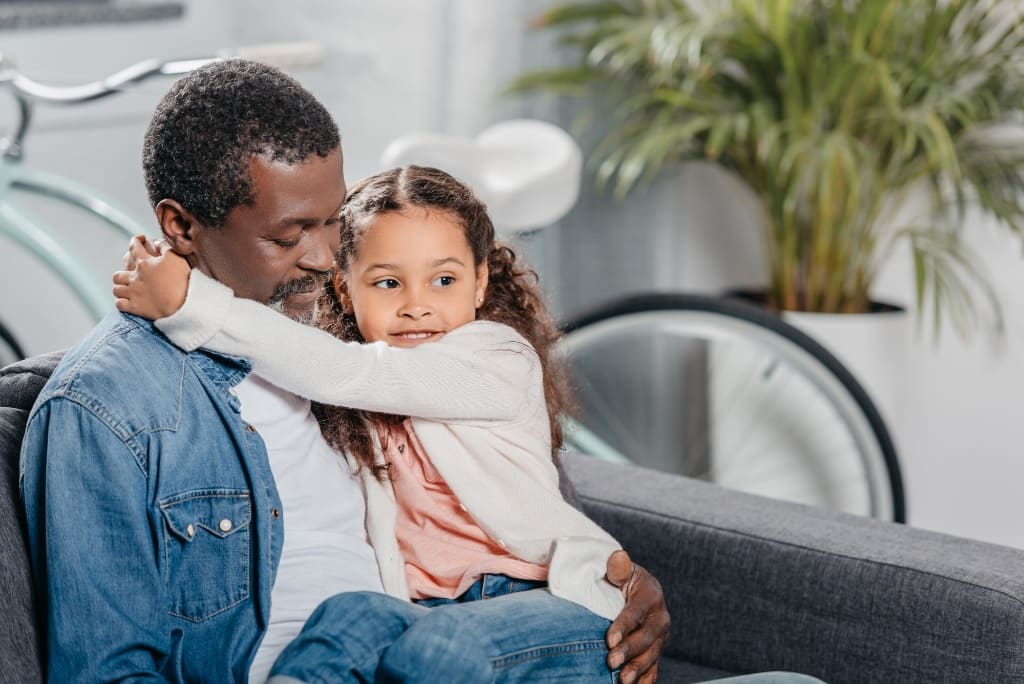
[558,292,906,523]
[0,315,27,367]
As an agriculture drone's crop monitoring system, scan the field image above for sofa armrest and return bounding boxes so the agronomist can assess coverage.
[562,452,1024,684]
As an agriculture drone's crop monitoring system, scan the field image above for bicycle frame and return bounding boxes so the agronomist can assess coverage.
[0,157,146,320]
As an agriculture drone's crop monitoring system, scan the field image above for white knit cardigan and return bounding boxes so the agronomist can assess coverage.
[157,270,625,620]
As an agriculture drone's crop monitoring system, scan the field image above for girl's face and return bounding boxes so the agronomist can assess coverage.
[340,207,488,348]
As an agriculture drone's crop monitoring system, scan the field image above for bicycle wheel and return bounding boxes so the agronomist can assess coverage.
[0,316,27,367]
[558,293,906,522]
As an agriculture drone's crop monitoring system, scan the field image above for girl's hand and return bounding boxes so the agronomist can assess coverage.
[112,234,191,320]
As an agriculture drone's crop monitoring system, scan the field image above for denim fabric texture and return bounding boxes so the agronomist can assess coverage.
[270,577,616,683]
[19,313,282,683]
[414,572,548,607]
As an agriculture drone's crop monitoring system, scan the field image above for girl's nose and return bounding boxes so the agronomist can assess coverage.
[398,289,432,319]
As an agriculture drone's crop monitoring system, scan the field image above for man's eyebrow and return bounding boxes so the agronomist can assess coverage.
[278,201,345,227]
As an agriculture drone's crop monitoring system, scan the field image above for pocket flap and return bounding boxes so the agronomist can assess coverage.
[160,491,252,542]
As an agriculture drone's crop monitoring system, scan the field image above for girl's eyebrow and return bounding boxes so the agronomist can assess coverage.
[364,257,466,273]
[431,257,466,267]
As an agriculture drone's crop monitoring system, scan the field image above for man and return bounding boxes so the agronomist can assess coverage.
[20,60,668,682]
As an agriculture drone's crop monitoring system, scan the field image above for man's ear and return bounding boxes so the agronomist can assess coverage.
[155,199,200,257]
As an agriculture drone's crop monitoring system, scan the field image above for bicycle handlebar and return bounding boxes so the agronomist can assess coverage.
[0,41,326,105]
[0,42,326,159]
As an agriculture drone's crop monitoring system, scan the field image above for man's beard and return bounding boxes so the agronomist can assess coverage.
[268,298,318,325]
[267,272,330,325]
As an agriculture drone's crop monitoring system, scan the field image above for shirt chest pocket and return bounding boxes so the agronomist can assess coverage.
[160,490,252,622]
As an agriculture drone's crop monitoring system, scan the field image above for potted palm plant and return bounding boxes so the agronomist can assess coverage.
[512,0,1024,336]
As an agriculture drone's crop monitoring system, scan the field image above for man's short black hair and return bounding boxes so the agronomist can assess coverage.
[143,59,340,227]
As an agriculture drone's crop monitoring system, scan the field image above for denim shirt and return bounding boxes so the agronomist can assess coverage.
[20,313,284,683]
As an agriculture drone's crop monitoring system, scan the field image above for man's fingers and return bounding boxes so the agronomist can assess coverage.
[610,623,659,675]
[606,560,669,681]
[606,549,634,587]
[112,270,132,286]
[637,663,659,684]
[606,599,641,652]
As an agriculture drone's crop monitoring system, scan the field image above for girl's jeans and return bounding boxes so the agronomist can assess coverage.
[266,574,615,683]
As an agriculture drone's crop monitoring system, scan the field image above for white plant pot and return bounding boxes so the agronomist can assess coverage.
[782,306,912,438]
[782,305,914,517]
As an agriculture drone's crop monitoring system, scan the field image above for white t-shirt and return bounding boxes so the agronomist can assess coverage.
[240,374,384,684]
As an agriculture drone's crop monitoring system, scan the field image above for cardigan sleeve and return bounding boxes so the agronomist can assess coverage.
[156,270,536,422]
[412,414,626,621]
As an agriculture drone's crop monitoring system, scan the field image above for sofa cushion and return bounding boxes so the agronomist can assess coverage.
[0,352,62,684]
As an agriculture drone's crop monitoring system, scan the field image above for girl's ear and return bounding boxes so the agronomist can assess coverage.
[333,271,353,312]
[475,262,489,309]
[156,199,199,257]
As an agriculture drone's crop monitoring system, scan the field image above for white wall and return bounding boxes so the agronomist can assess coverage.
[1,1,1022,548]
[0,2,234,353]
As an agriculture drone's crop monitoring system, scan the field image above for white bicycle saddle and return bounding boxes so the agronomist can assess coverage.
[380,119,582,235]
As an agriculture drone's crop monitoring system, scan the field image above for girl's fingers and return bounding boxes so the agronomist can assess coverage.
[124,234,159,269]
[112,270,131,286]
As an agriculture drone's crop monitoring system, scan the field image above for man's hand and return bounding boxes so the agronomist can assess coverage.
[606,549,670,684]
[112,235,192,320]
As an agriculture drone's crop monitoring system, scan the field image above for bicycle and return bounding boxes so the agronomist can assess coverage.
[0,44,324,365]
[559,293,906,522]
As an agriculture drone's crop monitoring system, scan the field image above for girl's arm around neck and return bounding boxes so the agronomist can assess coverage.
[157,270,537,422]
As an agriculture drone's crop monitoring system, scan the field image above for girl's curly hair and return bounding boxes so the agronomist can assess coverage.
[313,165,569,480]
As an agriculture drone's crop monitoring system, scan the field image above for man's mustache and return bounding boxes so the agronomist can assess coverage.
[267,270,332,304]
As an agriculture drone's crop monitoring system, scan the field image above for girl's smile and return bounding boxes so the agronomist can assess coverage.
[342,207,488,348]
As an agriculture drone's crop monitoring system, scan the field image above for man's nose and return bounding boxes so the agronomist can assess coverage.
[299,226,338,272]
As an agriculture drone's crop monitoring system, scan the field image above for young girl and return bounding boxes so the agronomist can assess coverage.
[116,165,627,682]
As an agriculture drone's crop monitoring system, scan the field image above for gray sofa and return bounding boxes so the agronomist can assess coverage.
[2,352,1024,683]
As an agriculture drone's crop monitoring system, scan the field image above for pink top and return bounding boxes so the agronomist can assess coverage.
[383,419,549,600]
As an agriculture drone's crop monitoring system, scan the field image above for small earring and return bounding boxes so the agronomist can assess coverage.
[476,297,483,306]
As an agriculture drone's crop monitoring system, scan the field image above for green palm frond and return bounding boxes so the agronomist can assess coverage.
[513,0,1024,334]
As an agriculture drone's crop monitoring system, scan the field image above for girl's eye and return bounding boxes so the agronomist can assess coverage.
[373,278,400,289]
[273,239,300,248]
[432,275,455,287]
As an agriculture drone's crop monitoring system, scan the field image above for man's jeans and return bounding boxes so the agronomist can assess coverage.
[268,574,614,682]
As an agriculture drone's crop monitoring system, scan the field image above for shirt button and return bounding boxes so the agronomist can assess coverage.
[246,424,256,433]
[186,523,195,538]
[459,503,468,512]
[496,539,507,550]
[228,387,237,396]
[218,519,233,532]
[271,508,281,519]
